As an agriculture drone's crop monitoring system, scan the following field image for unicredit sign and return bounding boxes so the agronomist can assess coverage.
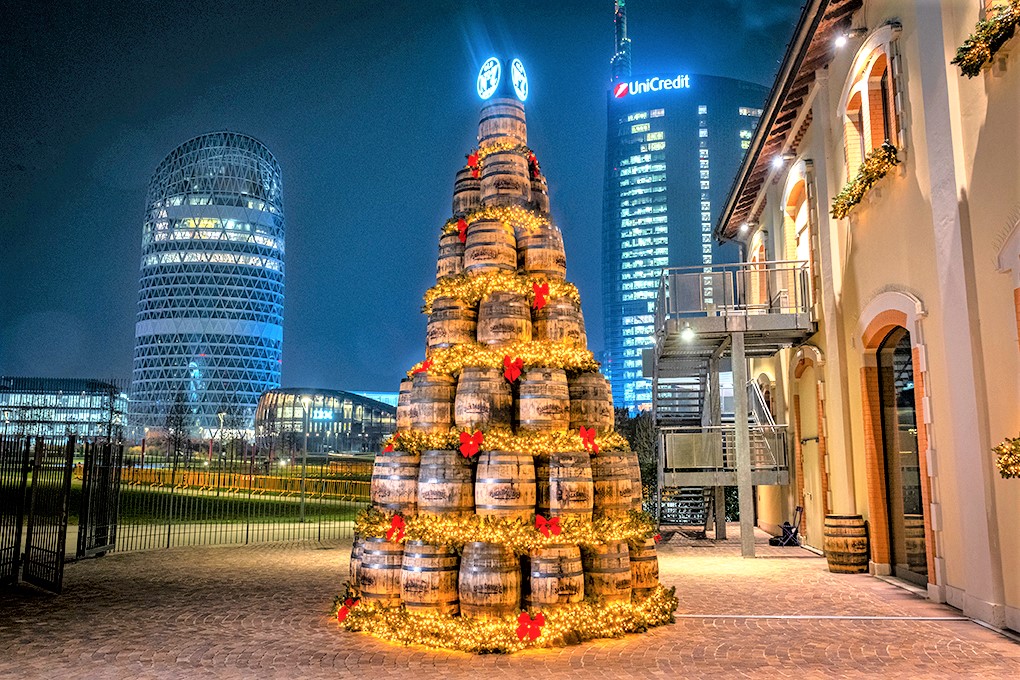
[613,74,691,98]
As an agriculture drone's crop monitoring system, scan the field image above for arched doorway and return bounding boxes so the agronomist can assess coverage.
[797,362,824,548]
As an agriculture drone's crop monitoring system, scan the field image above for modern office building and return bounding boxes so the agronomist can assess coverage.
[602,1,769,410]
[254,388,396,457]
[130,132,285,439]
[0,377,128,439]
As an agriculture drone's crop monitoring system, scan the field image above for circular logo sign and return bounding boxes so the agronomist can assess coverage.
[477,57,501,100]
[511,58,528,101]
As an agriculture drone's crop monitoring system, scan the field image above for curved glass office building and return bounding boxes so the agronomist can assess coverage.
[130,132,285,438]
[255,388,396,456]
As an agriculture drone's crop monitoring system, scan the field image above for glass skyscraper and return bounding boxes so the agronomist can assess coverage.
[130,132,285,438]
[602,1,768,411]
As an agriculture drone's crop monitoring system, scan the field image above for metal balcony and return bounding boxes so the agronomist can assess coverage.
[660,424,790,487]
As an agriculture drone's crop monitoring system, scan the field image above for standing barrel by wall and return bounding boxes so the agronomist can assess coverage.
[436,231,465,281]
[401,541,460,615]
[480,151,532,207]
[476,292,532,347]
[417,449,475,517]
[474,450,536,521]
[370,450,420,515]
[454,366,512,430]
[582,541,631,603]
[518,367,569,432]
[408,373,456,432]
[535,451,594,519]
[349,532,362,587]
[452,166,481,216]
[568,372,614,432]
[533,298,585,347]
[590,452,635,517]
[463,219,517,275]
[459,541,522,619]
[518,226,566,280]
[478,98,527,147]
[822,515,869,574]
[530,176,550,214]
[525,544,583,609]
[396,378,413,430]
[358,537,404,608]
[426,296,477,355]
[625,449,644,511]
[629,538,659,600]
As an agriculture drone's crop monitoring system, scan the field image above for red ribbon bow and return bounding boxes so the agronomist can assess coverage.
[459,430,483,458]
[535,515,562,538]
[467,151,479,168]
[412,359,433,375]
[337,597,359,623]
[580,426,599,454]
[503,355,524,382]
[532,282,549,311]
[386,515,406,542]
[457,218,468,243]
[516,611,545,641]
[654,533,662,543]
[382,432,399,453]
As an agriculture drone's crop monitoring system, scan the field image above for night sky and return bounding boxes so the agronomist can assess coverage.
[2,0,802,393]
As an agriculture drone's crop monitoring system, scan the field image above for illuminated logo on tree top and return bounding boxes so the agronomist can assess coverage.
[511,58,528,101]
[477,57,529,102]
[477,57,501,100]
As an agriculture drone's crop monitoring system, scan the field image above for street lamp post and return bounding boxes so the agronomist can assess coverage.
[300,396,310,523]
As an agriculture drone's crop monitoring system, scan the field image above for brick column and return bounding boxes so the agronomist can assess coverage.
[792,394,805,510]
[860,363,891,567]
[816,382,831,515]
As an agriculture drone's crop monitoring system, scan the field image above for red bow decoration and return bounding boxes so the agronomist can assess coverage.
[412,359,433,375]
[535,515,562,538]
[516,611,545,641]
[471,167,480,178]
[654,533,662,543]
[532,282,549,311]
[580,426,600,455]
[467,151,479,168]
[382,432,399,453]
[459,430,483,458]
[386,515,406,542]
[503,355,524,382]
[383,442,394,453]
[457,218,468,243]
[337,597,359,623]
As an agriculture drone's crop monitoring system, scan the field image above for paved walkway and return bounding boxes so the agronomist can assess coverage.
[1,526,1018,679]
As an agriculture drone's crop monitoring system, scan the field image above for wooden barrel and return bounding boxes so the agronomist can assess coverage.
[536,451,594,518]
[582,541,631,603]
[625,449,643,511]
[478,98,527,146]
[568,372,614,432]
[370,450,419,515]
[425,296,477,355]
[518,367,569,432]
[454,366,512,430]
[530,176,550,213]
[591,452,636,517]
[417,449,475,517]
[823,515,869,574]
[480,151,532,207]
[452,166,481,216]
[396,379,413,430]
[518,226,566,280]
[458,541,521,619]
[463,219,517,275]
[436,231,465,281]
[474,450,536,521]
[904,514,927,573]
[401,541,460,615]
[629,538,659,600]
[358,537,403,607]
[476,291,532,346]
[408,373,456,432]
[349,533,362,586]
[533,298,585,346]
[525,544,583,608]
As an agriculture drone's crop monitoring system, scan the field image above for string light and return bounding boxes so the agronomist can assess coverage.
[442,204,550,237]
[382,428,629,457]
[952,0,1020,77]
[994,436,1020,479]
[831,142,899,219]
[407,340,598,378]
[423,270,580,314]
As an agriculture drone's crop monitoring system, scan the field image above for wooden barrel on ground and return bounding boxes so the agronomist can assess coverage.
[476,291,532,346]
[525,544,584,609]
[452,166,481,216]
[480,150,532,207]
[904,514,927,573]
[436,231,465,281]
[591,452,635,517]
[370,450,419,515]
[417,449,475,517]
[474,450,536,521]
[459,541,522,619]
[568,372,614,432]
[625,449,643,511]
[401,541,460,615]
[823,515,869,574]
[408,373,456,432]
[426,296,477,355]
[582,541,631,603]
[349,533,362,586]
[535,451,594,518]
[396,379,413,430]
[463,219,517,275]
[518,225,566,280]
[629,538,659,600]
[530,176,550,213]
[518,367,569,432]
[358,537,403,607]
[454,366,512,430]
[478,98,527,146]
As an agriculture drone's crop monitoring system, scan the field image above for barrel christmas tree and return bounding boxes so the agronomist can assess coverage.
[337,57,677,653]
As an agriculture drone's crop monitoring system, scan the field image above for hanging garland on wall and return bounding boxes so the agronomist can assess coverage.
[406,340,598,378]
[994,436,1020,479]
[951,1,1020,77]
[830,142,900,219]
[381,427,629,457]
[423,270,580,313]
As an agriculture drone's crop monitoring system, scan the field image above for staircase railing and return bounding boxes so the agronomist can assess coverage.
[660,424,788,473]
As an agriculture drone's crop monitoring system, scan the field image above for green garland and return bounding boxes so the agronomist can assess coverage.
[952,1,1020,78]
[994,436,1020,479]
[831,142,900,219]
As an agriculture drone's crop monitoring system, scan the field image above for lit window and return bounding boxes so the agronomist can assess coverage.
[701,181,710,190]
[703,254,712,264]
[700,160,709,169]
[739,130,753,139]
[699,129,708,138]
[698,105,708,115]
[700,170,710,180]
[739,107,763,117]
[702,234,711,243]
[700,201,711,211]
[650,109,664,117]
[645,141,666,151]
[741,140,751,149]
[701,212,711,221]
[626,112,649,122]
[702,244,712,254]
[646,132,664,141]
[631,123,650,134]
[699,149,709,159]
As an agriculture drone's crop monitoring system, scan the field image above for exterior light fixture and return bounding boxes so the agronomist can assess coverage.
[771,156,784,169]
[681,321,696,343]
[740,223,751,233]
[835,35,848,48]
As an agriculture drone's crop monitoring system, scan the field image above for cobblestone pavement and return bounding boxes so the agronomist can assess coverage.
[2,527,1018,679]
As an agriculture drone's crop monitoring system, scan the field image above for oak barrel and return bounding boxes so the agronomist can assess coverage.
[370,450,419,515]
[525,544,584,608]
[349,532,362,586]
[408,372,456,432]
[567,372,614,432]
[436,231,465,281]
[582,541,631,603]
[518,367,569,432]
[535,451,594,518]
[517,225,566,280]
[400,541,460,615]
[396,378,413,430]
[591,452,636,517]
[478,98,527,146]
[533,297,585,346]
[480,150,532,207]
[425,296,477,355]
[463,219,517,275]
[476,291,532,346]
[530,175,550,213]
[458,541,522,619]
[474,450,536,521]
[823,515,869,574]
[629,538,659,600]
[358,537,403,607]
[904,514,927,573]
[417,449,475,517]
[625,448,644,511]
[452,166,481,216]
[454,366,512,430]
